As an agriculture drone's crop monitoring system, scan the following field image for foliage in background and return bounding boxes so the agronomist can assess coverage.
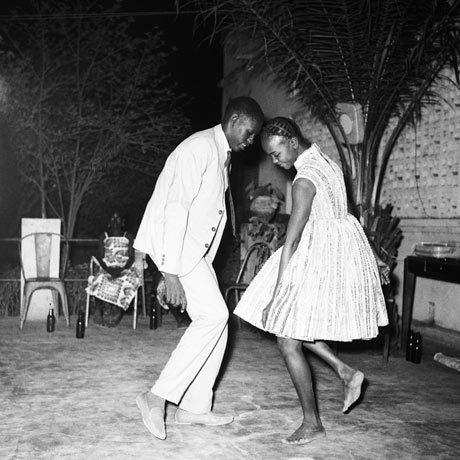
[0,266,19,317]
[0,0,191,239]
[64,263,89,316]
[193,0,460,238]
[247,217,286,247]
[365,204,403,274]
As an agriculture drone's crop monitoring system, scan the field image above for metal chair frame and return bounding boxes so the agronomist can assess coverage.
[19,232,69,329]
[224,241,272,328]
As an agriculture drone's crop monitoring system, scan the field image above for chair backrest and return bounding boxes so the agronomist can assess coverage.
[20,232,64,280]
[236,242,272,285]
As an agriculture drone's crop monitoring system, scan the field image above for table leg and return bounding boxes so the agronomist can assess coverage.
[401,259,416,349]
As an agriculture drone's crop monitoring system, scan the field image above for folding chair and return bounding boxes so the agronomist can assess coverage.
[85,249,147,329]
[224,242,271,328]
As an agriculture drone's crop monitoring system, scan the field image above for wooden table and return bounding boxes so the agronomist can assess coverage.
[401,255,460,348]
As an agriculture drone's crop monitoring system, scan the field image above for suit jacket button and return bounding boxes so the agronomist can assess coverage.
[218,210,223,215]
[211,227,216,232]
[205,243,209,248]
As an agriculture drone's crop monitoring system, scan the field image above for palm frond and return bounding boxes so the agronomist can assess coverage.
[190,0,460,227]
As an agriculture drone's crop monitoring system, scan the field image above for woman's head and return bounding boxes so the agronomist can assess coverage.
[261,117,311,169]
[108,212,124,232]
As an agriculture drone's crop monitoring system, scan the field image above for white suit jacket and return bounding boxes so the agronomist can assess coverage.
[134,125,230,277]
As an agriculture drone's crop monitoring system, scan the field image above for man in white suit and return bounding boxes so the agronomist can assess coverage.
[134,96,264,439]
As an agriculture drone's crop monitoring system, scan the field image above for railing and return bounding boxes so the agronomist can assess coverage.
[0,237,99,282]
[0,237,153,317]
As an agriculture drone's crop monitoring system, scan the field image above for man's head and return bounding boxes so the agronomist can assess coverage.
[222,96,264,152]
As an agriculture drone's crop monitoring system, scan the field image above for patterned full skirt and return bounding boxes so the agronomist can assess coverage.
[234,215,388,342]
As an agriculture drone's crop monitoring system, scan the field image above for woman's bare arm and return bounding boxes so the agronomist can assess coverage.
[261,178,316,327]
[273,178,316,293]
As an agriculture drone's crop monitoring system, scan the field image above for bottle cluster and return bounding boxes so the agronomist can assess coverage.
[46,307,85,339]
[406,330,422,364]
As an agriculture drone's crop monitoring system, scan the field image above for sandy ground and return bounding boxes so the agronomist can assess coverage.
[1,313,460,460]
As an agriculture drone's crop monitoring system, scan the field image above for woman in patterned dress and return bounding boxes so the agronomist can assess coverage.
[234,117,389,445]
[86,212,141,327]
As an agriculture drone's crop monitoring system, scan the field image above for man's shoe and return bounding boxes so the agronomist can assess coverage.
[175,408,234,426]
[136,391,166,440]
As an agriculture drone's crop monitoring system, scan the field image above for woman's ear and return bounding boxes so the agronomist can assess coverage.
[289,137,299,149]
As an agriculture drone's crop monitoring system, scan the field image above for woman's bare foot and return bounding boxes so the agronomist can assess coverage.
[342,370,364,413]
[281,423,326,445]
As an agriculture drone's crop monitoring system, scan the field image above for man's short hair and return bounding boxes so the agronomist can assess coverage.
[222,96,264,125]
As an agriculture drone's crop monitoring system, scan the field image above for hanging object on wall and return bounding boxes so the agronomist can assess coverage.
[334,102,364,144]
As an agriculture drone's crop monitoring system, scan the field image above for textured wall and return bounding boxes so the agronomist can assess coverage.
[378,72,460,331]
[241,71,460,219]
[381,72,460,218]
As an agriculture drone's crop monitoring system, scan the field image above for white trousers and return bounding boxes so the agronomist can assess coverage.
[151,256,229,414]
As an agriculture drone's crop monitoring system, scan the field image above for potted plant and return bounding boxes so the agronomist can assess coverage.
[245,182,285,223]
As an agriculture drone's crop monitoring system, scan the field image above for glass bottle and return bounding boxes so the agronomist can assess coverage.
[406,329,415,361]
[412,332,422,364]
[149,299,157,330]
[46,308,56,333]
[76,311,85,339]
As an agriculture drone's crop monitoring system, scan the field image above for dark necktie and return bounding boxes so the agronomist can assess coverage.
[226,150,236,238]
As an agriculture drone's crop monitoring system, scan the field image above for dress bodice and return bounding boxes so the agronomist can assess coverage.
[293,144,348,220]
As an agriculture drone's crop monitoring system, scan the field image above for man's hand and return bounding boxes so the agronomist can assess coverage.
[163,273,187,312]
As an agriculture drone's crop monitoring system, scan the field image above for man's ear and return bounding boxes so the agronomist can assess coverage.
[229,113,240,126]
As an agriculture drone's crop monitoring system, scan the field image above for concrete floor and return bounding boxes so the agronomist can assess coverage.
[1,313,459,460]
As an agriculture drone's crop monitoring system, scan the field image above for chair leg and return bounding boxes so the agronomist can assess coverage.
[20,285,26,329]
[20,284,33,329]
[133,291,138,329]
[225,287,241,330]
[141,284,146,318]
[51,290,60,318]
[383,328,390,366]
[382,298,395,366]
[85,293,91,327]
[57,284,70,327]
[235,291,242,329]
